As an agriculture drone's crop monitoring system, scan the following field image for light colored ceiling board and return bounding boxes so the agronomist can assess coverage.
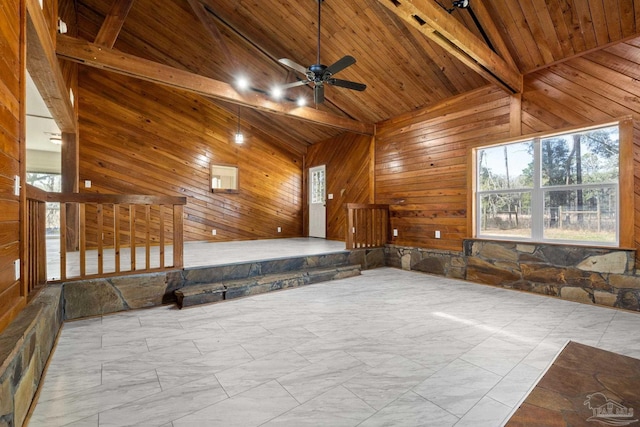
[56,35,374,135]
[94,0,135,48]
[375,0,523,94]
[26,0,76,133]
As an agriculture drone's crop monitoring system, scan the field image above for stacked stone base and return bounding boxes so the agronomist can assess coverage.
[175,265,361,308]
[0,286,63,427]
[386,240,640,311]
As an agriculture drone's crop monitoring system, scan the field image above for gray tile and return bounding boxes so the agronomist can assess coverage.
[32,262,640,427]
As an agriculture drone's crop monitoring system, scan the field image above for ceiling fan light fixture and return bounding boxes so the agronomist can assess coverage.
[271,86,283,99]
[235,76,250,90]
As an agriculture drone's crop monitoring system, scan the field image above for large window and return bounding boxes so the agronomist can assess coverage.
[475,124,621,246]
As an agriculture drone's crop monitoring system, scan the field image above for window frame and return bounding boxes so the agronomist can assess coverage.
[471,117,634,248]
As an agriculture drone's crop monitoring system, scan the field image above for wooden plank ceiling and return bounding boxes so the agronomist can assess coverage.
[71,0,640,153]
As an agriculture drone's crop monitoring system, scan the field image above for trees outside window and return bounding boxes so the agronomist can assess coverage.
[476,124,619,245]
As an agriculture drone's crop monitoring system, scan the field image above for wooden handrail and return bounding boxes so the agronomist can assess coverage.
[25,185,187,282]
[346,203,390,250]
[44,192,186,205]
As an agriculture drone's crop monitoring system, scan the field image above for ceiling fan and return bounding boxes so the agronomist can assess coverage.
[277,0,366,105]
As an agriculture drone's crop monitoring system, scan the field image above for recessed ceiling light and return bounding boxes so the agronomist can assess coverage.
[297,97,307,107]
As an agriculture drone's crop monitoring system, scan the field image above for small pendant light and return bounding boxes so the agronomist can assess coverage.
[234,106,244,144]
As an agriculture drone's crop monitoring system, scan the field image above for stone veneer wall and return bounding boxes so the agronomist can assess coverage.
[63,248,385,320]
[385,240,640,311]
[0,286,64,427]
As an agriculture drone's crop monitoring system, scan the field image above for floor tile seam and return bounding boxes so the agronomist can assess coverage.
[452,395,510,427]
[458,347,531,378]
[483,360,540,408]
[152,373,233,424]
[411,387,463,420]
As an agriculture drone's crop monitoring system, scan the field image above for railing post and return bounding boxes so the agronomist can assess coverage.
[173,204,184,268]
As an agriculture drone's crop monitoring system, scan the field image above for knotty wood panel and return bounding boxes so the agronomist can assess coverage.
[306,133,373,241]
[78,67,303,243]
[374,37,640,257]
[0,0,25,333]
[375,86,511,251]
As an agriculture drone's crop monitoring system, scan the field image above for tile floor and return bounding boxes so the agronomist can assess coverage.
[29,268,640,427]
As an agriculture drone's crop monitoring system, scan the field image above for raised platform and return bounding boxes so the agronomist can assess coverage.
[62,243,385,319]
[506,341,640,426]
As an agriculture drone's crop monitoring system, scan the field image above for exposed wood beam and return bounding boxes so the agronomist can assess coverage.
[467,0,519,70]
[26,0,76,132]
[94,0,135,48]
[375,0,522,94]
[185,0,237,70]
[56,35,374,135]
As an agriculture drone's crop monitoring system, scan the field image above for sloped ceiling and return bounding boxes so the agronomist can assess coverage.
[72,0,640,153]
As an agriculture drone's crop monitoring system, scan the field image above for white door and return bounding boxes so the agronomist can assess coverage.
[309,165,326,238]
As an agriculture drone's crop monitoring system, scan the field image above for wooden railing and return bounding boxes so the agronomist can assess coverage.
[26,186,48,293]
[26,186,187,282]
[345,203,390,249]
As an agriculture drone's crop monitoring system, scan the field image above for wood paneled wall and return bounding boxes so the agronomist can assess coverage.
[0,0,25,331]
[306,133,373,240]
[375,86,512,251]
[78,67,303,243]
[374,37,640,255]
[522,38,640,258]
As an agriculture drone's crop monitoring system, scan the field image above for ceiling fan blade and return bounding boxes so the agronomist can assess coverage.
[278,58,308,75]
[325,55,356,76]
[314,85,325,104]
[328,78,367,91]
[279,80,309,90]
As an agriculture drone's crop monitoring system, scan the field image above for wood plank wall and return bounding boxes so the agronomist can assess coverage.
[306,133,373,240]
[375,86,512,251]
[0,0,25,331]
[523,38,640,258]
[374,37,640,255]
[78,67,303,243]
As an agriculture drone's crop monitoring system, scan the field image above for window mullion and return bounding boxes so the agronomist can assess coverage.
[531,138,543,240]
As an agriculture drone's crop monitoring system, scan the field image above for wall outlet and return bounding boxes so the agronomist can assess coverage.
[14,176,20,196]
[211,229,217,236]
[435,230,441,239]
[85,180,92,188]
[393,229,398,237]
[328,193,334,200]
[277,227,282,233]
[14,260,20,280]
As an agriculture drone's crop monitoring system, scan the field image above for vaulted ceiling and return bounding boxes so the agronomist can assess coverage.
[67,0,640,153]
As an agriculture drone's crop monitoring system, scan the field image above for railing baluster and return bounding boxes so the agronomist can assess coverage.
[173,204,184,268]
[130,205,136,271]
[114,204,120,273]
[159,205,165,269]
[79,204,86,277]
[145,204,151,270]
[97,203,104,275]
[60,202,67,280]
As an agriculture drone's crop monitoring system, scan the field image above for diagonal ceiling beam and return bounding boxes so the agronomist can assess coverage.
[94,0,135,48]
[185,0,237,71]
[56,35,374,135]
[375,0,522,94]
[466,0,518,70]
